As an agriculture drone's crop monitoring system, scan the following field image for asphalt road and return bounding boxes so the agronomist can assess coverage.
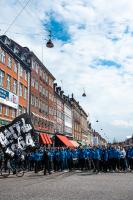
[0,171,133,200]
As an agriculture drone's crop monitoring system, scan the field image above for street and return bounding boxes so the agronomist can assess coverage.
[0,171,133,200]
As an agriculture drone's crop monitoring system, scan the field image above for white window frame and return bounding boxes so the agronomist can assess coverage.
[5,106,9,116]
[24,87,27,99]
[19,83,23,97]
[14,62,18,73]
[6,74,11,90]
[8,56,12,68]
[11,109,15,118]
[13,79,17,94]
[0,69,5,87]
[0,49,6,63]
[0,104,2,114]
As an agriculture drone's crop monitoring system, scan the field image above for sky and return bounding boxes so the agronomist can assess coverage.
[0,0,133,142]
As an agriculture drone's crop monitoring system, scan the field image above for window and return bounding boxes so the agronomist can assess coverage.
[5,106,9,116]
[45,74,48,83]
[40,68,42,77]
[24,71,28,81]
[45,89,48,97]
[6,74,11,90]
[35,63,39,74]
[11,109,16,118]
[20,65,23,77]
[31,95,34,105]
[19,105,22,115]
[0,48,6,63]
[49,78,53,88]
[24,87,27,99]
[14,62,18,73]
[39,85,42,93]
[42,88,45,96]
[0,104,2,114]
[31,78,35,87]
[35,97,38,107]
[0,69,5,87]
[32,60,35,70]
[8,56,12,68]
[43,72,45,80]
[38,100,41,109]
[35,80,38,90]
[19,83,23,96]
[13,79,17,94]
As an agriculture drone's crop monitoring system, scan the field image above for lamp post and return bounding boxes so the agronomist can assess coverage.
[82,88,86,97]
[42,30,54,63]
[46,30,54,48]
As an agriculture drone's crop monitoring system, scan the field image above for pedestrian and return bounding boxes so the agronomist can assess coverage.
[42,149,51,175]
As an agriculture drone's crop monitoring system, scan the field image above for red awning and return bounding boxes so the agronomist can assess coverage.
[70,140,79,147]
[46,134,52,144]
[56,134,74,147]
[39,133,52,145]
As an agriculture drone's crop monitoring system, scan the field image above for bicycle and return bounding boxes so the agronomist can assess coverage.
[0,159,25,178]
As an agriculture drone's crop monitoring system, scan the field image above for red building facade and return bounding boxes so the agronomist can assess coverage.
[0,35,30,126]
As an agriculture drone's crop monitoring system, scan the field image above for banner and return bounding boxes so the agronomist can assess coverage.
[0,87,18,109]
[0,113,35,156]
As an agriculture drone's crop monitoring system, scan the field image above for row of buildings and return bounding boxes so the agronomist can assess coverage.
[0,35,106,147]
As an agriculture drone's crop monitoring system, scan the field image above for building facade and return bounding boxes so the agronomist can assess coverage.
[70,94,82,141]
[30,52,55,134]
[0,35,30,126]
[53,84,64,134]
[63,95,73,138]
[80,108,88,144]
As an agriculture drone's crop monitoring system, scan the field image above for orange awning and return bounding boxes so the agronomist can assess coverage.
[56,134,74,147]
[39,133,52,145]
[46,134,52,144]
[70,140,79,147]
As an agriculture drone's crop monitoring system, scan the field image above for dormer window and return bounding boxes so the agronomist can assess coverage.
[14,46,19,54]
[0,48,6,64]
[5,37,11,46]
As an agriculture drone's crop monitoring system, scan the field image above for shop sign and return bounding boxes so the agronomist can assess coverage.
[0,119,9,126]
[0,87,18,109]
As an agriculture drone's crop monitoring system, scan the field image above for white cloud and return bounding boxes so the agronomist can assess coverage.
[112,120,133,127]
[0,0,133,141]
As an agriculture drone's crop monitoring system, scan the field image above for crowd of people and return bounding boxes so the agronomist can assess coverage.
[0,144,133,175]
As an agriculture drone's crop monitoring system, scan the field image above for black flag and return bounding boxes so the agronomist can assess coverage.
[0,113,35,156]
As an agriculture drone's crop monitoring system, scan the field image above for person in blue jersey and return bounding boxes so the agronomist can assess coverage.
[78,147,85,170]
[83,148,89,170]
[108,145,114,171]
[126,145,133,171]
[55,148,61,171]
[48,148,53,172]
[64,148,68,169]
[60,148,66,171]
[93,146,101,173]
[72,148,78,170]
[29,151,35,171]
[98,146,104,172]
[102,146,109,172]
[66,148,73,171]
[112,146,121,172]
[34,149,42,173]
[88,146,95,170]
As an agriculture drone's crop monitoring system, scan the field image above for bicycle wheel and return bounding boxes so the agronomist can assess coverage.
[16,168,24,177]
[1,167,10,177]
